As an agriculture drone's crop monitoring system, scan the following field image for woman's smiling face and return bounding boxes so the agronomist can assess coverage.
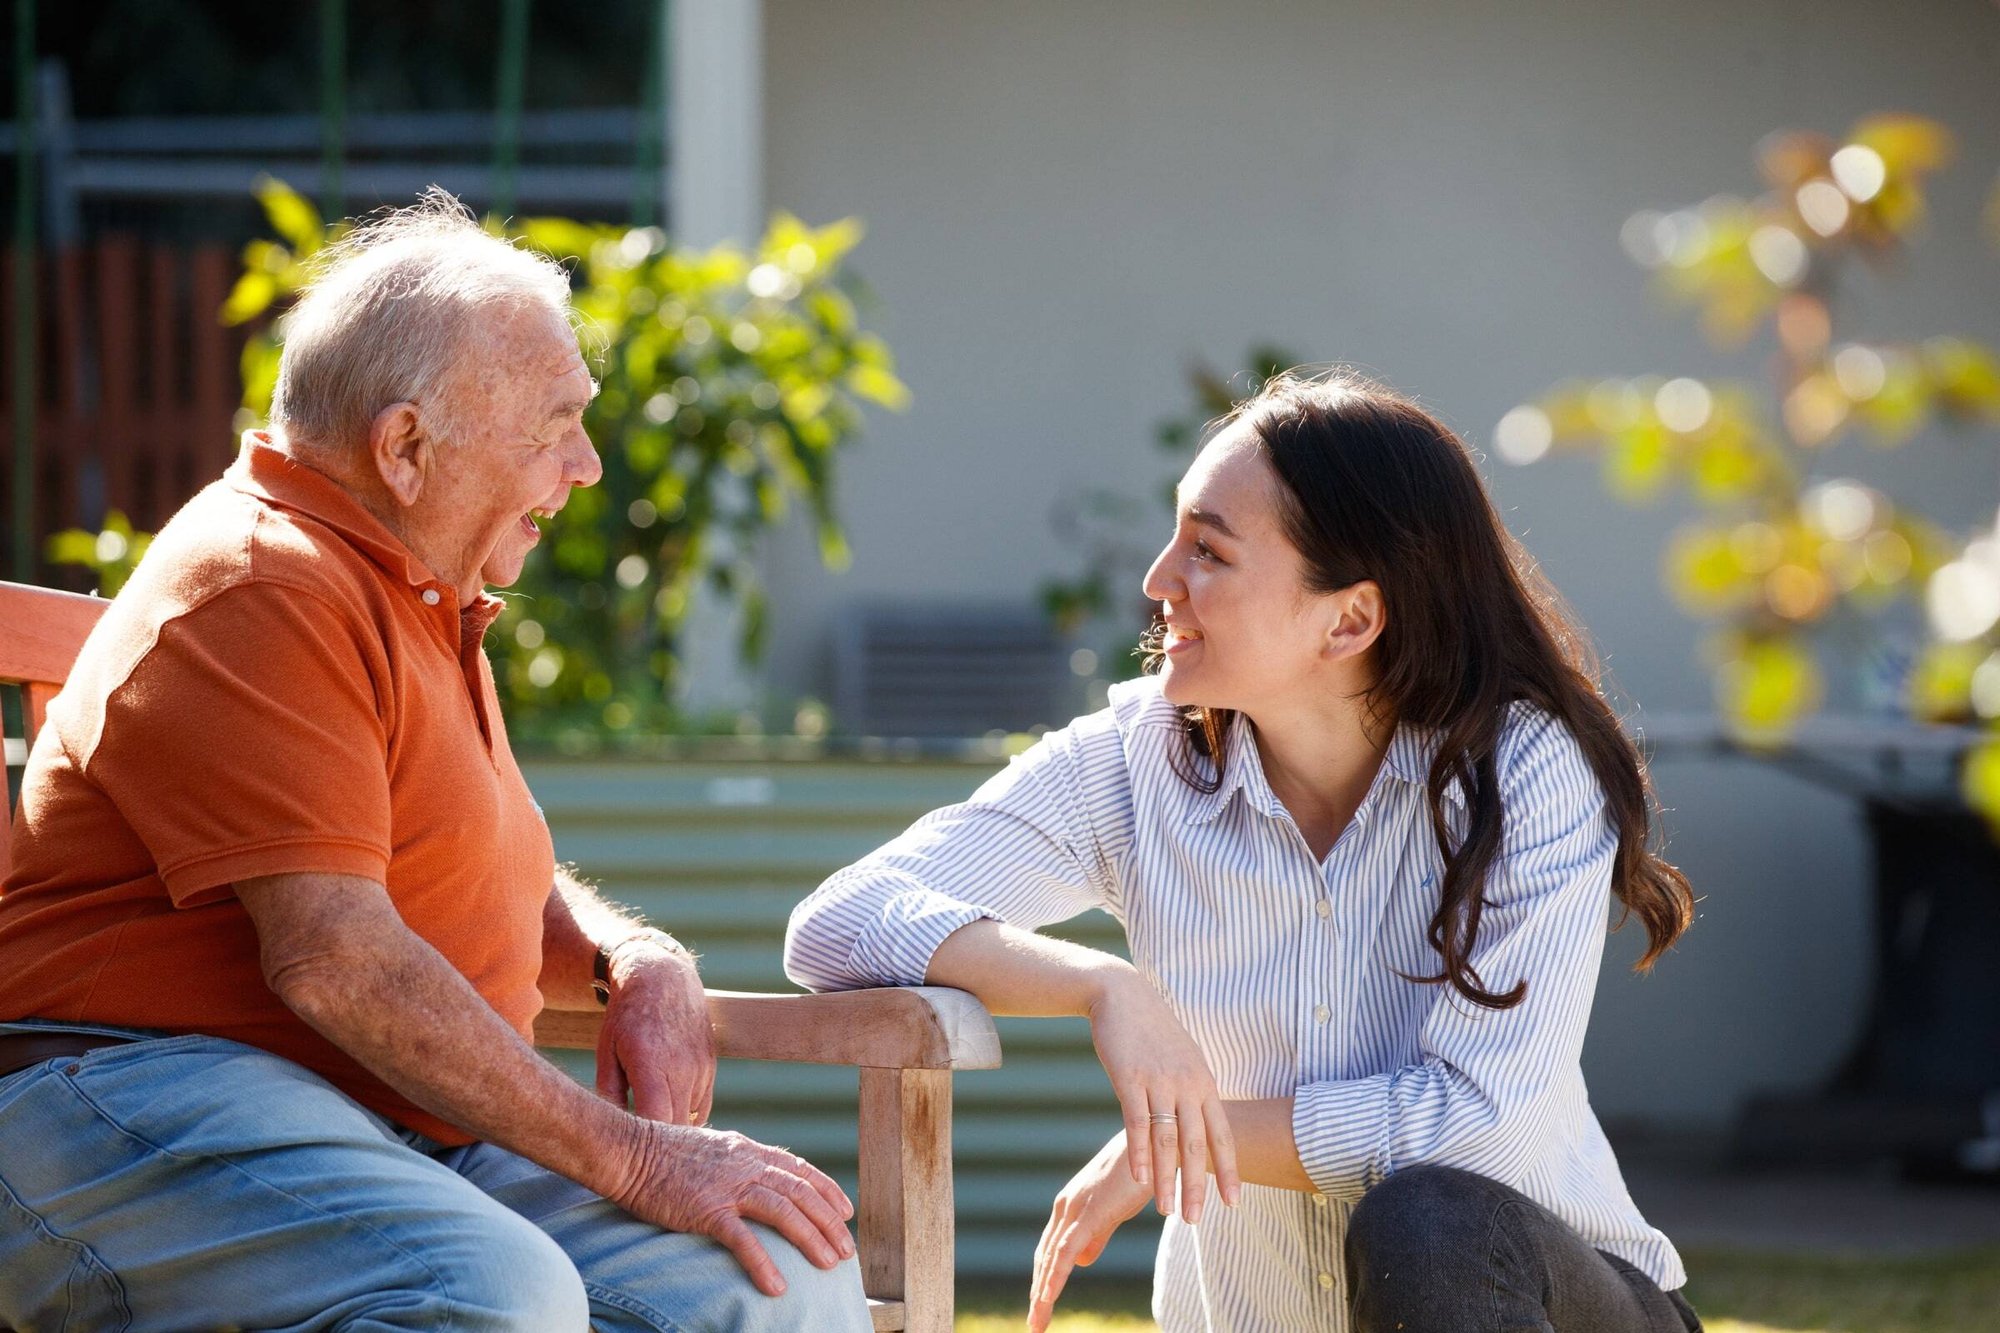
[1142,426,1353,715]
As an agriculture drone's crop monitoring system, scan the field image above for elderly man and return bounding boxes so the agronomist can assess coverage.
[0,196,871,1331]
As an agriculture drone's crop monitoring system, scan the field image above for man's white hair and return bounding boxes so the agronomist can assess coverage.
[270,188,575,451]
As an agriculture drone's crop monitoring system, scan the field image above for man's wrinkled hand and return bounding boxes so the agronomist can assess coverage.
[616,1121,856,1297]
[596,937,716,1127]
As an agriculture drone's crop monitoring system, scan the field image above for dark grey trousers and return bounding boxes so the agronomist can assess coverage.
[1344,1165,1703,1333]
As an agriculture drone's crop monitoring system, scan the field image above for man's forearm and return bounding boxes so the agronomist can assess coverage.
[541,865,683,1009]
[267,886,645,1200]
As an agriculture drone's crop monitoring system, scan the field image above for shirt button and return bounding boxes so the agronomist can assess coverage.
[421,588,441,606]
[1315,898,1331,919]
[1311,1192,1328,1207]
[1317,1271,1335,1289]
[1313,1003,1330,1024]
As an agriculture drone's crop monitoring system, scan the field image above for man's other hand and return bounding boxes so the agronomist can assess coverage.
[614,1121,857,1297]
[596,936,716,1127]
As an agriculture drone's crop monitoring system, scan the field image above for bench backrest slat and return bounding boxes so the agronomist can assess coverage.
[1,581,111,878]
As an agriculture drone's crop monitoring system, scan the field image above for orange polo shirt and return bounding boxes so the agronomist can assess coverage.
[0,435,555,1144]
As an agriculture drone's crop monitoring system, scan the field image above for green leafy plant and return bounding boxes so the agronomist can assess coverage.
[44,510,153,597]
[223,179,907,744]
[1496,115,2000,825]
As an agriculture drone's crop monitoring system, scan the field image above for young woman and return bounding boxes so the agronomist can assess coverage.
[785,371,1701,1333]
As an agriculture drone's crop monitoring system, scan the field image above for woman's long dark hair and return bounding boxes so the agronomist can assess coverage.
[1158,370,1694,1009]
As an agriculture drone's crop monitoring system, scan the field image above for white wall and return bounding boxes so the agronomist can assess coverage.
[755,0,2000,1126]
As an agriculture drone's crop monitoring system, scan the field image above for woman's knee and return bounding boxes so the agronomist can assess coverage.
[1347,1163,1505,1265]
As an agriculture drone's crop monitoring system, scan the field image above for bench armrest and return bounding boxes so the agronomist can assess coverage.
[533,986,1000,1071]
[534,986,996,1332]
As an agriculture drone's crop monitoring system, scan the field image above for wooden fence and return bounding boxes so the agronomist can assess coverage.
[1,239,244,583]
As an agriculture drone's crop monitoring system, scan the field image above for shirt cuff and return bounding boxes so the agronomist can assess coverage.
[1293,1073,1396,1201]
[849,887,1003,988]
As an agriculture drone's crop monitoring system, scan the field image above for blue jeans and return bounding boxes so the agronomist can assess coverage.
[1345,1164,1702,1333]
[0,1021,872,1332]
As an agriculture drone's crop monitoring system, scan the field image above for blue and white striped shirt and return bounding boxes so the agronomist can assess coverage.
[785,677,1682,1330]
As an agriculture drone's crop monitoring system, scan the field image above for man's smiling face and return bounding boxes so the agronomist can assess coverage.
[416,303,603,594]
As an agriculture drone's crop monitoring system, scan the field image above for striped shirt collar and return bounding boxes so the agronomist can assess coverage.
[1184,709,1464,825]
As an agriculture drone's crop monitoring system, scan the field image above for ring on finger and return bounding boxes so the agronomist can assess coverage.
[1148,1112,1179,1125]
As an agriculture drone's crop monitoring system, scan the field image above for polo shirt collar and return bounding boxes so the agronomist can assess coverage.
[226,431,506,636]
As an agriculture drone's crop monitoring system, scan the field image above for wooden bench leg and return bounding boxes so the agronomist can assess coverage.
[857,1066,954,1333]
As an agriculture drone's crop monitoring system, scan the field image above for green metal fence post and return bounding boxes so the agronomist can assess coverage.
[319,0,345,220]
[11,0,36,580]
[492,0,530,221]
[630,0,668,229]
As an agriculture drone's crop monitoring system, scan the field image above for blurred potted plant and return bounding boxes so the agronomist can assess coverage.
[1496,115,2000,824]
[1497,116,2000,1174]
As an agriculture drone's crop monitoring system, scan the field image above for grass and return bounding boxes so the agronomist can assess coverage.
[951,1248,2000,1332]
[1683,1247,2000,1333]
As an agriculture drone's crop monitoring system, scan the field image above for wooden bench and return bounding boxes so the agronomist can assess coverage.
[0,578,996,1332]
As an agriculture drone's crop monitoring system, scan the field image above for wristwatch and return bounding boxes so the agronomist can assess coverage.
[590,928,689,1006]
[590,945,615,1007]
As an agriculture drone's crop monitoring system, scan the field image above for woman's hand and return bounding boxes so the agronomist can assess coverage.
[1027,1131,1154,1333]
[1087,970,1239,1221]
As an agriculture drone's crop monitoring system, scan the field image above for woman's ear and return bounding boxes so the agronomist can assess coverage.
[368,401,431,508]
[1323,580,1386,662]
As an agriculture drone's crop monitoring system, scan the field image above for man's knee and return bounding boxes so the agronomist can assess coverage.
[680,1231,871,1333]
[758,1250,871,1333]
[377,1208,589,1333]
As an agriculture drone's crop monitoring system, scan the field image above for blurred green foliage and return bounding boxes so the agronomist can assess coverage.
[218,179,906,743]
[1497,115,2000,826]
[1041,346,1299,681]
[44,511,153,597]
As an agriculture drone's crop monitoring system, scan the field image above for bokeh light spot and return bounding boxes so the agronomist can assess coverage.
[1796,179,1851,237]
[1495,406,1554,465]
[1830,144,1887,203]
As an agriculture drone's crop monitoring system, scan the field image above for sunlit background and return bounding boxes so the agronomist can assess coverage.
[5,2,1999,1329]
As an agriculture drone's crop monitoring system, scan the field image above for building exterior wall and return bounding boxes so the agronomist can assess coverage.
[754,0,2000,1127]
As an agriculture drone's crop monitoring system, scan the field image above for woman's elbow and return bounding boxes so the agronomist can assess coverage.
[783,890,857,991]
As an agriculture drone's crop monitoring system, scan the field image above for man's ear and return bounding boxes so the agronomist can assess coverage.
[368,401,431,508]
[1323,580,1386,662]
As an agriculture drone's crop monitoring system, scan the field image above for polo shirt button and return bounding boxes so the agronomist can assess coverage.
[1315,898,1331,919]
[1317,1271,1334,1289]
[421,588,441,606]
[1313,1003,1330,1024]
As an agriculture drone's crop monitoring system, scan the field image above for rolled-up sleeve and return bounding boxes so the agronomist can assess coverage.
[1292,710,1618,1199]
[784,708,1135,991]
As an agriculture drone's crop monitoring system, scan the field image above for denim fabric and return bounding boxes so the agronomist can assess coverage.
[0,1022,871,1332]
[1344,1164,1703,1333]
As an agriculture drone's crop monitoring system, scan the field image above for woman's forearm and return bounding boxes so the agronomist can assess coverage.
[926,925,1317,1192]
[923,918,1137,1017]
[1222,1097,1314,1192]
